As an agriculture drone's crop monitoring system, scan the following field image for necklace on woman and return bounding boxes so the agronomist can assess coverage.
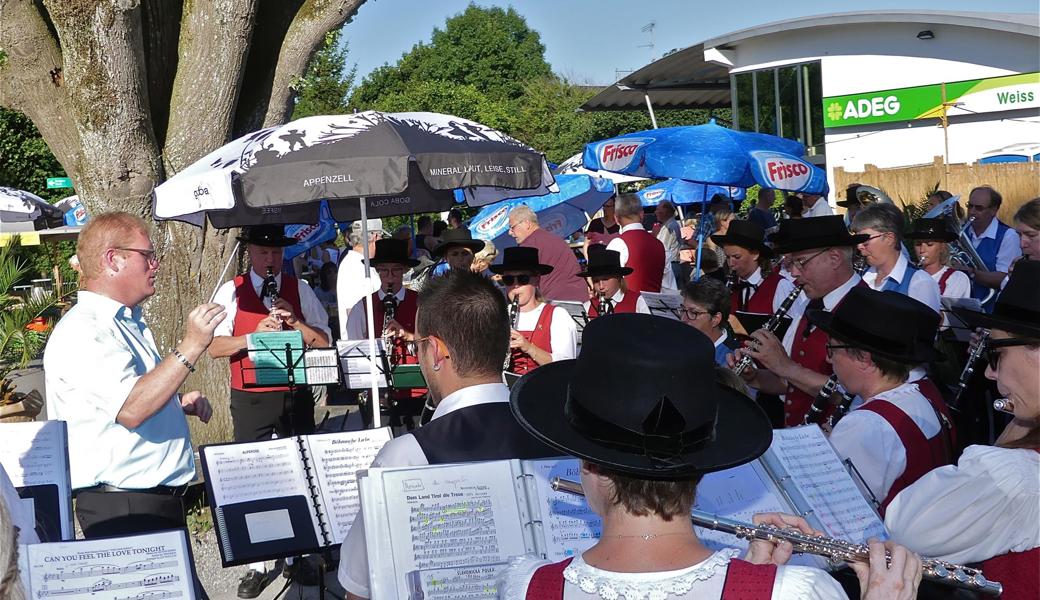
[602,531,688,541]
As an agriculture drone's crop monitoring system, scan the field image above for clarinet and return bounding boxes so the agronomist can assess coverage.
[805,375,858,427]
[829,388,858,428]
[733,284,804,376]
[261,267,280,323]
[551,478,1002,596]
[381,285,399,367]
[596,292,613,316]
[952,330,989,407]
[503,295,521,371]
[993,398,1014,414]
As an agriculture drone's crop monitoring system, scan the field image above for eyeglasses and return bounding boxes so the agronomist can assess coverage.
[375,267,406,276]
[500,274,533,286]
[678,306,711,321]
[116,247,159,266]
[787,248,829,272]
[967,203,992,212]
[825,343,855,358]
[858,233,889,245]
[984,337,1038,367]
[405,336,431,355]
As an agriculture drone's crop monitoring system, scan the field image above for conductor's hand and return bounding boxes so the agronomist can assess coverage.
[384,319,414,341]
[183,303,226,353]
[852,539,923,600]
[744,329,791,375]
[744,512,820,566]
[509,330,529,352]
[180,391,212,423]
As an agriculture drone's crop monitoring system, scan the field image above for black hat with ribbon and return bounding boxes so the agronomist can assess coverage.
[490,246,554,275]
[710,219,773,257]
[768,215,869,254]
[577,244,633,278]
[807,288,944,363]
[432,227,486,257]
[510,313,772,479]
[237,224,296,247]
[369,238,420,267]
[905,217,958,243]
[953,259,1040,339]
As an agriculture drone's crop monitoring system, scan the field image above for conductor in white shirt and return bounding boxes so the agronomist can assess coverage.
[44,212,225,539]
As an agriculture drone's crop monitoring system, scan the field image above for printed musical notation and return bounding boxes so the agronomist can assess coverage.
[19,530,195,600]
[527,459,601,561]
[405,563,507,600]
[769,427,887,544]
[0,421,65,488]
[306,428,392,544]
[694,461,792,553]
[206,438,310,506]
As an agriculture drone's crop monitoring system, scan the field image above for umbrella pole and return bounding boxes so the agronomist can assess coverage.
[360,199,381,429]
[208,241,241,302]
[693,186,708,282]
[643,93,659,129]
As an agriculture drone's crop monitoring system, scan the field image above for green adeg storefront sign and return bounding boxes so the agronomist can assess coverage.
[823,72,1039,128]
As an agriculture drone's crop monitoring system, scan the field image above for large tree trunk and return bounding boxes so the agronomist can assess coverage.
[0,0,367,445]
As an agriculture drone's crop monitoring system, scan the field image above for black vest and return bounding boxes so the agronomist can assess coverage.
[411,402,559,464]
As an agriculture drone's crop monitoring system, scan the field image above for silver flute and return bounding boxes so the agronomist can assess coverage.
[733,284,804,376]
[551,478,1002,596]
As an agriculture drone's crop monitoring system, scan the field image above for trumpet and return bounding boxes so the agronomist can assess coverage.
[551,478,1002,596]
[953,330,989,407]
[733,284,804,376]
[504,295,521,371]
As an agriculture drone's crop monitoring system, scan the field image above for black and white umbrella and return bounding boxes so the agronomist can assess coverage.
[0,187,65,232]
[153,111,555,426]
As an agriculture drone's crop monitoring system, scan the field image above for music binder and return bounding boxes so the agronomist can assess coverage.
[200,428,392,567]
[0,420,73,542]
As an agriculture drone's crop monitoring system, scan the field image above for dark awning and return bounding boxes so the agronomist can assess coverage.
[579,44,731,112]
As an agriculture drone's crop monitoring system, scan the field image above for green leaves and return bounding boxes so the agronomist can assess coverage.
[0,242,62,381]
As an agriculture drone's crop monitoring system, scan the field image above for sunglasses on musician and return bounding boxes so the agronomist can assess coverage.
[500,274,533,286]
[985,337,1039,367]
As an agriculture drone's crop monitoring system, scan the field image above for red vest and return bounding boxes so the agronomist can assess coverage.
[859,398,952,514]
[525,557,776,600]
[913,376,958,454]
[510,304,555,375]
[367,290,424,399]
[230,273,303,392]
[982,451,1040,600]
[732,269,784,314]
[620,228,665,294]
[938,268,956,295]
[588,292,639,317]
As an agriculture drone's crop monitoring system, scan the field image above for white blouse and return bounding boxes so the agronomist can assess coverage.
[498,549,848,600]
[885,444,1040,565]
[515,302,578,361]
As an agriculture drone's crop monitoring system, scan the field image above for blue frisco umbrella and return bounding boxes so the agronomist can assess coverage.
[469,174,614,252]
[283,202,339,260]
[637,179,745,208]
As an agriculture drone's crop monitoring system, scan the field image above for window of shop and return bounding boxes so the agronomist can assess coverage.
[731,61,823,157]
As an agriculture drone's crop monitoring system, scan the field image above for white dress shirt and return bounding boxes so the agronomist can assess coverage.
[829,382,942,503]
[885,445,1040,564]
[44,291,195,490]
[656,217,683,263]
[802,199,834,218]
[337,250,381,339]
[212,269,331,341]
[345,286,406,341]
[861,253,942,313]
[515,303,578,361]
[743,267,797,312]
[930,266,971,329]
[607,223,676,291]
[581,289,651,315]
[338,383,510,597]
[780,274,861,354]
[964,218,1022,272]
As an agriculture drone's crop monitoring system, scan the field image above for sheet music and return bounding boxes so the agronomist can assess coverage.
[305,428,393,544]
[376,463,528,599]
[204,438,312,506]
[0,421,72,540]
[767,426,887,544]
[247,331,306,384]
[18,529,196,600]
[405,564,508,600]
[525,458,601,561]
[640,291,682,320]
[305,348,341,385]
[337,339,390,389]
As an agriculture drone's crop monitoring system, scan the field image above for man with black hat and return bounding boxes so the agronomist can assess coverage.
[712,219,796,314]
[209,224,331,597]
[734,215,869,427]
[809,288,951,512]
[338,270,558,600]
[429,226,485,275]
[579,244,650,316]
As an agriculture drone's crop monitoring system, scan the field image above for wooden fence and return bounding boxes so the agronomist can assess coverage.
[833,157,1039,222]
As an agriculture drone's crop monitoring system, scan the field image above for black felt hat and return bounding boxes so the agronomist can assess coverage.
[768,215,869,254]
[807,288,944,363]
[953,259,1040,339]
[369,238,420,267]
[510,313,772,479]
[490,246,553,275]
[237,224,296,247]
[432,227,486,257]
[577,244,632,278]
[710,219,773,257]
[905,218,958,243]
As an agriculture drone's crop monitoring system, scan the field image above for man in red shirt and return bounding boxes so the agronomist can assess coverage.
[507,205,588,302]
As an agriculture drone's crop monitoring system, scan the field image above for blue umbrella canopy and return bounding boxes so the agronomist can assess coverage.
[637,179,746,207]
[283,202,339,260]
[469,174,614,251]
[582,120,828,195]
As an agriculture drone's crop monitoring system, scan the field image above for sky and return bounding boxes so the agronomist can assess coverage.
[342,0,1039,86]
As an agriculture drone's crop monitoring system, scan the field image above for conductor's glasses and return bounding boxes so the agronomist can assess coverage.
[116,247,160,266]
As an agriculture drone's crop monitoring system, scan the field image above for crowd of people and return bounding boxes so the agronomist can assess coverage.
[5,180,1038,600]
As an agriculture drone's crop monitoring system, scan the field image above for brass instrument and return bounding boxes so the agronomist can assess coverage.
[733,285,804,376]
[953,330,989,407]
[381,285,399,366]
[923,199,996,305]
[504,295,521,371]
[551,478,1003,596]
